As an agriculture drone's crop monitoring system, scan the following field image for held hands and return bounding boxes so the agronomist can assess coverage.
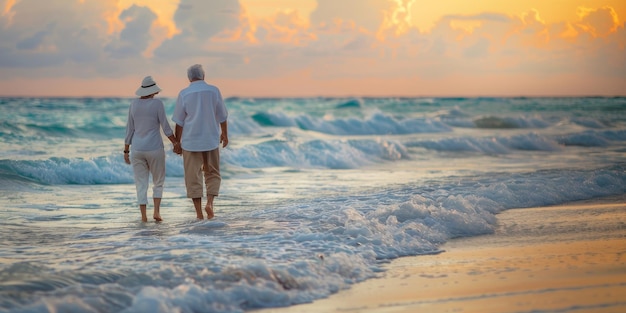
[171,136,227,154]
[173,142,182,155]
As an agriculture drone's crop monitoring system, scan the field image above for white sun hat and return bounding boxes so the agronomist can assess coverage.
[135,76,162,97]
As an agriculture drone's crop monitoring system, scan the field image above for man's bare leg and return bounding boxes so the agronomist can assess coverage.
[153,198,163,222]
[205,195,215,220]
[140,204,148,222]
[192,198,203,219]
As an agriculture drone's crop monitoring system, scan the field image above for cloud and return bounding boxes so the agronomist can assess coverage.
[0,1,624,96]
[316,5,625,87]
[311,0,388,32]
[16,28,48,50]
[577,6,620,37]
[0,0,115,69]
[105,5,158,59]
[256,10,315,45]
[153,0,241,59]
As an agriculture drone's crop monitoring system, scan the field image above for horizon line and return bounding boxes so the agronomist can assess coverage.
[1,94,625,100]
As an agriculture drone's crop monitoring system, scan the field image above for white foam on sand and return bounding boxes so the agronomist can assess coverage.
[257,195,626,313]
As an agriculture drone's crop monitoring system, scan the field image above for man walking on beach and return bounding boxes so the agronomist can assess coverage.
[172,64,229,219]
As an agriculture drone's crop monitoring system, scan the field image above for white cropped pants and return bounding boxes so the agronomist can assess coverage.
[131,149,166,205]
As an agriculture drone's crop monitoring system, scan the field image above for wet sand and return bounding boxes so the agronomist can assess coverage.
[256,196,626,313]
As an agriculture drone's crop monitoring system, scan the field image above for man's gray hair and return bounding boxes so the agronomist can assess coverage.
[187,64,205,81]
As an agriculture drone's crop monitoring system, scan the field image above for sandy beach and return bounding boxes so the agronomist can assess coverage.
[256,195,626,313]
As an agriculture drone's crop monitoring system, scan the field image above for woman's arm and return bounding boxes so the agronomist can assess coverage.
[124,103,134,164]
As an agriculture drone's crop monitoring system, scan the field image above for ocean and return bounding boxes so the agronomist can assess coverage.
[0,96,625,312]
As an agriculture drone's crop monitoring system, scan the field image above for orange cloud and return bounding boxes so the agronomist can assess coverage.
[2,0,15,15]
[577,6,621,37]
[515,9,549,47]
[261,10,315,45]
[117,0,178,36]
[316,18,358,34]
[95,1,174,58]
[211,6,258,44]
[239,0,317,20]
[0,1,624,97]
[217,3,317,46]
[378,0,416,40]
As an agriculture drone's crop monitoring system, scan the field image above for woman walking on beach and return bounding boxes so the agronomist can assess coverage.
[124,76,179,222]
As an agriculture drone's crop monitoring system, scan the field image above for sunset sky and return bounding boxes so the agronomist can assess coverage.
[0,0,624,97]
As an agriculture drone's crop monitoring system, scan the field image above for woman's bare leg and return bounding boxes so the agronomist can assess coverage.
[153,198,162,221]
[140,204,148,222]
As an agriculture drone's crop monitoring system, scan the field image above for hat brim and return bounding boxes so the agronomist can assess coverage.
[135,85,162,97]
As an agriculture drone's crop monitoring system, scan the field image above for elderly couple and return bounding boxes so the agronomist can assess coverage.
[123,64,228,222]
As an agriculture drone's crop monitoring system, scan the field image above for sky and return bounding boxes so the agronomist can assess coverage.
[0,0,624,97]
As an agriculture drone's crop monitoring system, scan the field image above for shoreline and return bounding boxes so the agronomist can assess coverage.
[255,195,626,312]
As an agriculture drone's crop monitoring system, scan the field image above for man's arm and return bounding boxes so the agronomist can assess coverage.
[220,121,228,148]
[174,124,183,154]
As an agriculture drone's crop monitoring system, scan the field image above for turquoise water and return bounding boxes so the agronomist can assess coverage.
[1,97,625,312]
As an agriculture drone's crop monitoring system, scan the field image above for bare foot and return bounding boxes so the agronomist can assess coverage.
[153,215,163,222]
[140,205,148,222]
[193,198,203,220]
[205,205,214,220]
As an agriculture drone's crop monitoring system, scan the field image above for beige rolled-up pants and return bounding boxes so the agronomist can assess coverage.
[182,148,221,198]
[131,149,166,205]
